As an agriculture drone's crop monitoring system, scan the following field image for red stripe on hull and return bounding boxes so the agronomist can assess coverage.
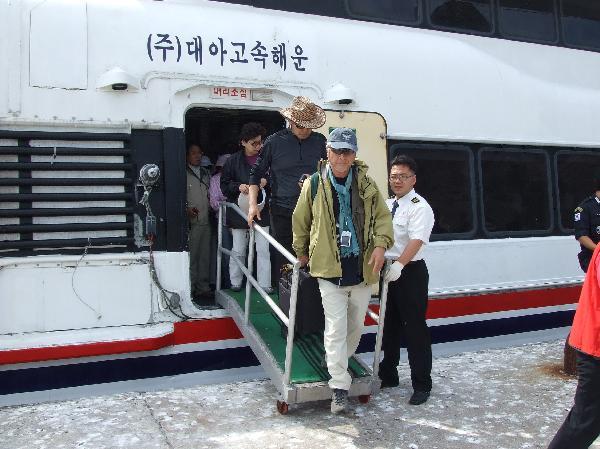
[173,318,243,344]
[426,285,581,319]
[0,286,580,366]
[0,333,175,365]
[0,318,244,366]
[366,285,581,325]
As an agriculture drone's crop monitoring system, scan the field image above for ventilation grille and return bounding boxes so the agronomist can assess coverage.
[0,137,135,256]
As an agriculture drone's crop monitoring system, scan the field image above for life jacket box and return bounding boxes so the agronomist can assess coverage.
[278,265,325,336]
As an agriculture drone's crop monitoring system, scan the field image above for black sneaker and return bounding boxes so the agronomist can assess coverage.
[409,390,430,405]
[331,389,348,414]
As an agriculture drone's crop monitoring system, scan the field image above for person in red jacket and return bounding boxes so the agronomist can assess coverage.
[548,244,600,449]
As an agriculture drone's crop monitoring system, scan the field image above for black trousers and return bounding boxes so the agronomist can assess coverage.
[548,351,600,449]
[380,259,432,392]
[270,204,294,275]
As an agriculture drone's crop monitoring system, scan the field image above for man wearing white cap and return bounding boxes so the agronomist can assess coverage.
[186,143,213,302]
[247,96,327,272]
[293,128,393,414]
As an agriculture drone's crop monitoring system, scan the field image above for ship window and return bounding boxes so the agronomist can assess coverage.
[561,0,600,51]
[479,149,552,234]
[498,0,557,43]
[428,0,493,33]
[555,151,600,231]
[248,0,348,18]
[389,143,476,238]
[345,0,421,25]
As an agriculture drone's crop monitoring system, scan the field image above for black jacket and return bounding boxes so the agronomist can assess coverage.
[221,150,270,229]
[249,129,326,210]
[574,195,600,272]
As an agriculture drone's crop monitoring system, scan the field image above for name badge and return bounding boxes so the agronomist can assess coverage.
[340,230,352,247]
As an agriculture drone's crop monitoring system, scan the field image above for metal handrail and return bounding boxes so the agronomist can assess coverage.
[216,201,301,385]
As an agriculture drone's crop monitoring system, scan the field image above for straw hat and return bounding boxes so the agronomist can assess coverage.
[279,96,326,129]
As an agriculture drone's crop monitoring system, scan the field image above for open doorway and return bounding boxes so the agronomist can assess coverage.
[185,107,285,165]
[184,107,285,308]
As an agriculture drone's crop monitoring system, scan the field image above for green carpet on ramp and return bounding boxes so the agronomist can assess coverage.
[226,288,369,384]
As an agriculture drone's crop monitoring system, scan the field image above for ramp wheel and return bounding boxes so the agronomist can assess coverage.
[276,400,289,415]
[358,394,370,404]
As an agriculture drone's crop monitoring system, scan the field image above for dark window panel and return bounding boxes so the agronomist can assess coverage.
[251,0,348,18]
[499,0,557,43]
[346,0,421,25]
[209,0,253,5]
[480,149,551,233]
[428,0,493,33]
[561,0,600,51]
[389,144,475,236]
[555,151,600,230]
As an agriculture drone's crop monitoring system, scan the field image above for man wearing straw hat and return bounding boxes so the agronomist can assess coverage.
[247,96,327,272]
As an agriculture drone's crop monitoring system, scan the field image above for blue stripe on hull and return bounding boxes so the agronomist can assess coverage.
[0,347,259,396]
[0,310,574,396]
[356,309,575,353]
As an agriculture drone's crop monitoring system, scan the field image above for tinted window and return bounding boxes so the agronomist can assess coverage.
[561,0,600,51]
[556,151,600,230]
[428,0,493,33]
[499,0,557,42]
[346,0,420,24]
[480,149,551,234]
[250,0,347,17]
[390,144,475,236]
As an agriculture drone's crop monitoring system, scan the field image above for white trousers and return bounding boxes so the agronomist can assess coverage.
[317,279,372,391]
[229,227,272,289]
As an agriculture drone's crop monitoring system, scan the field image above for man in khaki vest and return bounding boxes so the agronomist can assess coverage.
[186,143,212,303]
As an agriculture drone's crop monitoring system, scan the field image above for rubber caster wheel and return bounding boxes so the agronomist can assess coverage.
[276,400,289,415]
[358,394,370,404]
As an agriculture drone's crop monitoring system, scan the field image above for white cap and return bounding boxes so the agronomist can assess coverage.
[216,154,231,167]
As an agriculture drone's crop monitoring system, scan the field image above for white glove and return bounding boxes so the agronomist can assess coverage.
[384,261,404,283]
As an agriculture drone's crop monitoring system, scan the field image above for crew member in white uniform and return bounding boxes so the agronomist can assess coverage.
[380,154,435,405]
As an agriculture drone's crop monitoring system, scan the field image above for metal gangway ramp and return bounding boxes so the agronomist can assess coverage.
[215,202,389,414]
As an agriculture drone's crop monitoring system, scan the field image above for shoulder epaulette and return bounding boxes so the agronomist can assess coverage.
[411,197,420,204]
[577,196,595,208]
[574,206,583,213]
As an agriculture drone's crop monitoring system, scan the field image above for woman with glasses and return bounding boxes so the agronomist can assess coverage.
[220,122,273,293]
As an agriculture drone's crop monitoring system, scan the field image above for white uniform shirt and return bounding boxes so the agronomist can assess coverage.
[385,189,435,261]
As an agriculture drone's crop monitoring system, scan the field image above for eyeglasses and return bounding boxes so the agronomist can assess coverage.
[389,174,415,181]
[330,148,354,157]
[245,139,262,147]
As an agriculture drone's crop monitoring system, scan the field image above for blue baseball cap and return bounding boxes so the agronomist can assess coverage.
[327,128,358,153]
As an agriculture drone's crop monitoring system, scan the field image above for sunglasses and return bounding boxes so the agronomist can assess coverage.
[330,148,355,156]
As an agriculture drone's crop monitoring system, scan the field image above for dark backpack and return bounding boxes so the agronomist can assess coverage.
[310,172,320,202]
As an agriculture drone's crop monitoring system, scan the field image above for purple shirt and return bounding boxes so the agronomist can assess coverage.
[245,153,259,167]
[209,173,226,211]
